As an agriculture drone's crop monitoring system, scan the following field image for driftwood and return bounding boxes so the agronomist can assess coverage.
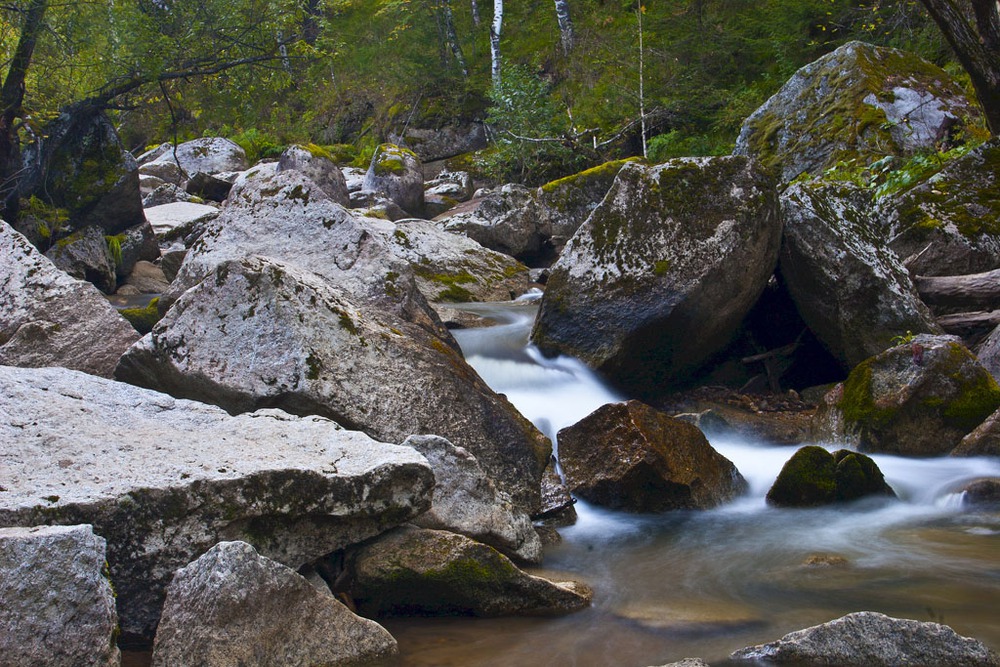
[914,269,1000,312]
[936,309,1000,339]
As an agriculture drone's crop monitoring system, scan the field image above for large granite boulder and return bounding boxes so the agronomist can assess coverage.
[116,256,550,514]
[818,334,1000,456]
[779,181,940,369]
[557,400,748,512]
[18,107,144,237]
[362,144,425,216]
[0,221,139,377]
[140,137,248,185]
[44,224,118,294]
[345,526,591,617]
[882,138,1000,276]
[162,168,440,333]
[0,525,120,667]
[404,435,542,564]
[0,364,433,638]
[766,446,895,507]
[731,611,999,666]
[531,156,781,394]
[152,541,397,667]
[734,41,982,184]
[276,144,350,206]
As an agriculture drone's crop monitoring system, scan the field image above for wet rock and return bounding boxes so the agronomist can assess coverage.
[276,144,350,206]
[779,181,940,369]
[404,435,542,564]
[734,41,982,184]
[44,224,118,294]
[819,334,1000,456]
[730,611,1000,666]
[766,446,895,507]
[123,260,170,294]
[143,202,220,246]
[0,364,433,638]
[531,157,781,395]
[152,541,397,667]
[975,323,1000,385]
[0,221,139,377]
[953,407,1000,457]
[346,526,591,617]
[961,479,1000,507]
[141,138,248,185]
[116,256,549,514]
[362,143,424,215]
[557,400,748,512]
[0,525,120,667]
[538,458,577,525]
[883,138,1000,276]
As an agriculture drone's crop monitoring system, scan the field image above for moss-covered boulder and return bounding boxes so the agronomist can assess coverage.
[779,181,940,369]
[766,446,895,507]
[362,143,425,216]
[345,526,591,617]
[531,156,781,395]
[820,334,1000,456]
[882,138,1000,276]
[557,400,748,512]
[734,41,983,184]
[276,143,350,206]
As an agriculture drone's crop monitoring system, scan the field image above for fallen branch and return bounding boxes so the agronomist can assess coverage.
[915,268,1000,312]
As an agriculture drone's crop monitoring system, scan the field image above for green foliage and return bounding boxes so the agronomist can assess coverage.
[222,128,285,165]
[647,130,733,163]
[120,298,162,335]
[105,234,125,268]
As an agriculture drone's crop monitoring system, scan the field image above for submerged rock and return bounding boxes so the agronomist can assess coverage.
[0,364,433,638]
[779,181,940,369]
[557,400,748,512]
[346,526,592,617]
[531,157,780,395]
[0,525,120,667]
[819,334,1000,456]
[116,256,549,514]
[731,611,1000,666]
[152,541,397,667]
[766,445,895,507]
[734,41,982,184]
[0,221,139,377]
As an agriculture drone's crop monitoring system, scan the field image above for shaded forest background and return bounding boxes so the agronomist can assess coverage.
[0,1,972,185]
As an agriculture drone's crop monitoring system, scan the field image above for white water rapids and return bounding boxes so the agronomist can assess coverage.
[384,300,1000,666]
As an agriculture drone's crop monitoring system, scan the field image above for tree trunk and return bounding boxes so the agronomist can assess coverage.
[0,0,50,218]
[919,0,1000,135]
[471,0,481,27]
[554,0,574,54]
[915,268,1000,312]
[443,0,468,77]
[936,309,1000,339]
[491,0,504,85]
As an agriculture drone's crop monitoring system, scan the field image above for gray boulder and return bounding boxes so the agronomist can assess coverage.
[44,224,118,294]
[557,400,748,512]
[883,138,1000,276]
[362,143,424,215]
[953,407,1000,457]
[404,435,542,564]
[394,123,486,163]
[731,611,999,666]
[116,256,550,514]
[123,261,171,294]
[531,156,781,394]
[734,41,982,184]
[143,201,220,246]
[440,184,546,264]
[115,221,160,280]
[779,181,940,369]
[141,138,248,185]
[961,479,1000,507]
[0,525,120,667]
[0,364,433,638]
[143,182,198,208]
[152,541,397,667]
[425,170,475,202]
[0,221,139,377]
[346,526,591,617]
[277,144,350,206]
[136,142,172,166]
[817,334,1000,456]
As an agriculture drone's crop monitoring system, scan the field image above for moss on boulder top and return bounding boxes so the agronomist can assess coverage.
[734,41,983,185]
[363,144,425,216]
[766,445,895,507]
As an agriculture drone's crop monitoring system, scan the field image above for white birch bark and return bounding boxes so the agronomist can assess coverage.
[491,0,503,85]
[554,0,574,53]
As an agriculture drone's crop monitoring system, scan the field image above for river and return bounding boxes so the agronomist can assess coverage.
[383,298,1000,666]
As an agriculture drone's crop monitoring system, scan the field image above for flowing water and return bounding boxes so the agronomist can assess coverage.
[384,299,1000,666]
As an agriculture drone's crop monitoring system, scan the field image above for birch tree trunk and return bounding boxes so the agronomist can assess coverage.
[442,0,468,77]
[491,0,504,85]
[554,0,574,54]
[471,0,481,27]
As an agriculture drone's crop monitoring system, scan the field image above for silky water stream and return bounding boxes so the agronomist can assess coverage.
[384,298,1000,666]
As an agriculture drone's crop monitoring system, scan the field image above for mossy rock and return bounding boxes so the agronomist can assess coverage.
[120,297,162,335]
[766,446,894,507]
[833,335,1000,456]
[734,41,983,185]
[362,144,424,215]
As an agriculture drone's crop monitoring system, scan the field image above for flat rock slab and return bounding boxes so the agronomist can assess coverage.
[0,524,120,667]
[0,364,433,639]
[143,202,220,240]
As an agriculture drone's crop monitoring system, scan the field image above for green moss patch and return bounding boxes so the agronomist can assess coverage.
[120,297,162,334]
